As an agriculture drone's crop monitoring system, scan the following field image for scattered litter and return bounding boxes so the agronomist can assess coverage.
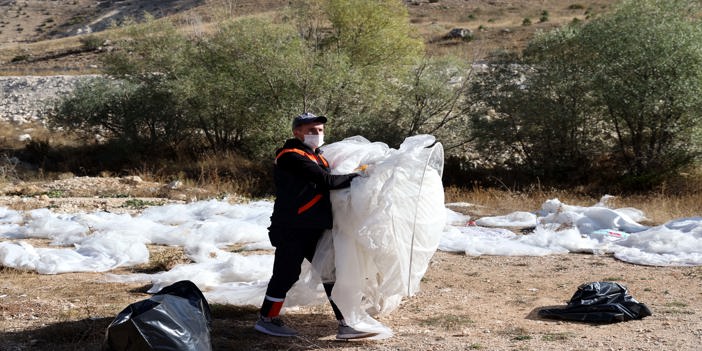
[104,280,212,351]
[537,281,652,323]
[589,229,630,241]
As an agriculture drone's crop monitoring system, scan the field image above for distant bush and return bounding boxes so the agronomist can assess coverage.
[540,10,549,22]
[10,54,28,62]
[79,35,103,50]
[48,76,192,155]
[522,18,532,26]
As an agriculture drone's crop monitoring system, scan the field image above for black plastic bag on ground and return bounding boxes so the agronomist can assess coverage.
[538,281,652,323]
[104,280,212,351]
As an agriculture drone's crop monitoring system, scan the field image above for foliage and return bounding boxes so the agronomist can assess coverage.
[376,56,473,150]
[300,0,426,140]
[48,76,191,152]
[79,35,103,50]
[323,0,423,69]
[50,1,437,161]
[469,28,603,183]
[577,0,702,185]
[48,16,197,155]
[184,18,307,155]
[468,0,702,189]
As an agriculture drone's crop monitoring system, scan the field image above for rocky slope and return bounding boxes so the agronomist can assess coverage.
[0,75,93,124]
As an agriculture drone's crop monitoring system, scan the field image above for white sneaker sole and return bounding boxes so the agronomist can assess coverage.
[254,323,298,337]
[336,331,379,340]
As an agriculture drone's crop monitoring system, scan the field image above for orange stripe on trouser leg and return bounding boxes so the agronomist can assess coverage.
[267,300,284,318]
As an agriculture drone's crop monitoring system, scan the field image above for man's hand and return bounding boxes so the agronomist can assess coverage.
[354,164,370,177]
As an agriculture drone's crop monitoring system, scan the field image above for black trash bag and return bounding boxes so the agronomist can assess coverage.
[104,280,212,351]
[538,281,652,323]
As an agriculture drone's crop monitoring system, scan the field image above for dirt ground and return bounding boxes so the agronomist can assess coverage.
[0,177,701,350]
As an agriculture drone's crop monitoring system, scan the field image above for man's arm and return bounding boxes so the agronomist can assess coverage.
[277,153,358,189]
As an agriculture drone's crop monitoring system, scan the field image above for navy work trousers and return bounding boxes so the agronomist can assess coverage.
[265,226,326,299]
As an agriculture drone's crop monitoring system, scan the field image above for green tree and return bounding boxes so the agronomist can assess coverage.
[49,77,190,151]
[469,0,702,187]
[378,56,473,151]
[323,0,423,68]
[91,15,194,151]
[468,28,604,182]
[184,18,308,155]
[579,0,702,183]
[289,0,425,139]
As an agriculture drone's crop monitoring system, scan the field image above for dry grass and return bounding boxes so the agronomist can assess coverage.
[615,194,702,225]
[409,0,618,60]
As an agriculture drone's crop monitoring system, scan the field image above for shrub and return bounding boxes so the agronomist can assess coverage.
[540,10,549,22]
[79,35,103,50]
[10,54,28,62]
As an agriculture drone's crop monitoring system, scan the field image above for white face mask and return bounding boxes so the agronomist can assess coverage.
[303,134,324,149]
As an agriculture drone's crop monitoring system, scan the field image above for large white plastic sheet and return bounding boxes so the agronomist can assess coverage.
[315,135,446,338]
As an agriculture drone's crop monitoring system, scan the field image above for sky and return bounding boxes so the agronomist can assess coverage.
[1,135,701,333]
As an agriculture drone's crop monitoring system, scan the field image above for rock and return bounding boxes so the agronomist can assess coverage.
[167,180,183,189]
[0,75,98,125]
[446,28,473,40]
[57,172,75,180]
[120,175,143,185]
[18,134,31,142]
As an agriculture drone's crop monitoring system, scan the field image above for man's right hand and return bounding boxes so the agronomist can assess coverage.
[354,164,370,177]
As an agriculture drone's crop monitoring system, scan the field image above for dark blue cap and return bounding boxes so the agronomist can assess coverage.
[292,112,327,129]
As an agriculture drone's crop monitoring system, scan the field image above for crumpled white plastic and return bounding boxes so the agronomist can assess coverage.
[313,135,446,338]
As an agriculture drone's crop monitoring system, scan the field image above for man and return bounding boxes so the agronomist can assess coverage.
[254,112,376,340]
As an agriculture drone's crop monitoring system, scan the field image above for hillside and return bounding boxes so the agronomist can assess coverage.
[0,0,618,74]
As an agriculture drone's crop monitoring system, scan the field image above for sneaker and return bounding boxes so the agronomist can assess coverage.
[336,325,379,340]
[254,316,298,337]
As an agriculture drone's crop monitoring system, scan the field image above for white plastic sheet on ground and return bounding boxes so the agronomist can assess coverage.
[3,136,702,333]
[0,200,274,274]
[442,196,702,266]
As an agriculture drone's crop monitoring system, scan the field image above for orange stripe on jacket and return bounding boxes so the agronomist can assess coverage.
[275,148,328,215]
[276,148,329,168]
[298,194,323,214]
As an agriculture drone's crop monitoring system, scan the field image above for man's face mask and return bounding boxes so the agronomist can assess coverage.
[303,133,324,149]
